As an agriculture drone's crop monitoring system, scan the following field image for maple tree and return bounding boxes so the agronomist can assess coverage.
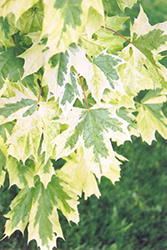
[0,0,167,249]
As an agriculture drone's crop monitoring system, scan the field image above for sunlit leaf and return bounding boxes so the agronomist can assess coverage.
[54,104,130,181]
[136,89,167,144]
[4,175,79,250]
[61,147,101,199]
[116,0,138,12]
[0,0,39,22]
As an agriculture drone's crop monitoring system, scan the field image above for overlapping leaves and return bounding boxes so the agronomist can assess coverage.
[0,0,167,250]
[136,89,167,144]
[4,174,79,250]
[119,6,167,94]
[54,105,130,181]
[0,81,60,163]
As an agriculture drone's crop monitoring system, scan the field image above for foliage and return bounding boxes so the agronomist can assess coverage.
[1,135,167,250]
[0,0,167,249]
[57,135,167,250]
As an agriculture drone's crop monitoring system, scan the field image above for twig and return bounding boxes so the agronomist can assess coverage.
[38,85,42,103]
[78,75,90,109]
[12,34,17,47]
[101,26,132,44]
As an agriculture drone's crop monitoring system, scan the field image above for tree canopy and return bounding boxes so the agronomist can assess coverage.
[0,0,167,249]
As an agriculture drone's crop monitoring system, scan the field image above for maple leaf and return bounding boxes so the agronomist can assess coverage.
[19,43,50,79]
[116,0,138,12]
[43,49,83,116]
[118,6,167,95]
[59,71,83,116]
[93,50,125,94]
[61,147,101,199]
[41,0,104,56]
[7,101,60,163]
[81,15,129,56]
[1,1,167,249]
[54,104,130,181]
[41,0,84,56]
[0,136,7,186]
[0,81,37,124]
[43,51,70,88]
[0,81,60,162]
[0,0,39,22]
[4,175,79,250]
[16,2,44,34]
[119,6,167,95]
[67,47,125,103]
[35,154,55,189]
[85,0,104,38]
[0,13,18,48]
[136,89,167,144]
[43,50,70,102]
[0,46,24,89]
[6,156,35,189]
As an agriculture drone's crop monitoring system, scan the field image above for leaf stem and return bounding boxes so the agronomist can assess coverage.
[78,75,90,109]
[101,26,132,44]
[12,34,17,47]
[38,85,42,103]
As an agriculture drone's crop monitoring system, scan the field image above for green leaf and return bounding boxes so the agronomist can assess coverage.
[136,89,167,144]
[81,15,128,57]
[7,101,60,163]
[102,89,135,109]
[0,46,24,89]
[54,105,130,182]
[22,73,42,97]
[85,0,104,38]
[67,47,125,103]
[60,71,83,116]
[42,51,70,101]
[34,154,55,189]
[19,43,49,79]
[116,0,138,12]
[0,121,15,142]
[1,1,167,248]
[4,175,79,250]
[40,101,60,162]
[102,0,120,13]
[0,0,39,22]
[44,48,83,116]
[93,49,125,93]
[7,113,42,162]
[119,6,167,93]
[61,147,101,199]
[4,185,34,238]
[0,13,18,48]
[41,0,84,56]
[6,156,35,188]
[41,0,104,56]
[0,136,7,186]
[0,81,37,124]
[105,15,129,31]
[119,43,167,95]
[16,3,44,34]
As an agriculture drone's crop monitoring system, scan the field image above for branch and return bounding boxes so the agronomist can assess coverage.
[101,26,132,44]
[78,75,90,109]
[38,85,42,103]
[12,35,17,47]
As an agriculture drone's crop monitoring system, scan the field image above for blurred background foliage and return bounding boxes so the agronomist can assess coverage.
[0,0,167,249]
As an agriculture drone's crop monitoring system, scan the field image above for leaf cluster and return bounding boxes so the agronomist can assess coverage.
[0,0,167,249]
